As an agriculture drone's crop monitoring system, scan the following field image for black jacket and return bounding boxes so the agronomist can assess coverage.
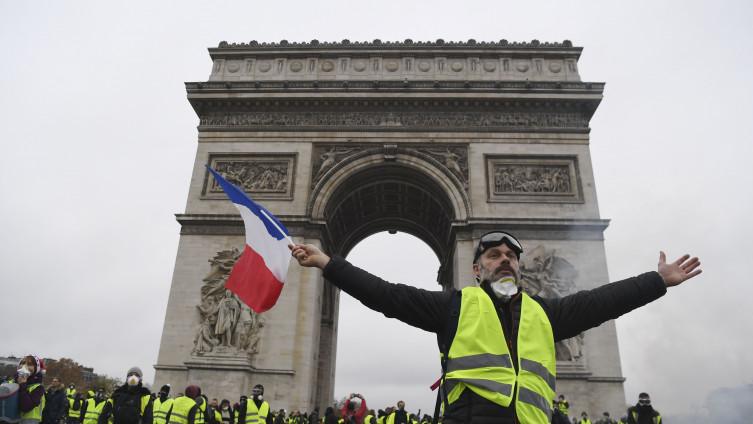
[99,384,153,424]
[43,387,68,424]
[626,405,661,424]
[322,256,667,424]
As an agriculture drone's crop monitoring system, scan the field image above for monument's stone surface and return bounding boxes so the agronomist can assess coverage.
[154,39,623,416]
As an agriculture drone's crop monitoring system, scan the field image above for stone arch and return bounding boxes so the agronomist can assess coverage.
[308,149,470,284]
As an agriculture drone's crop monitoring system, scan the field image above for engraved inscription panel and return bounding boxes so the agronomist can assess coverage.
[204,154,296,200]
[486,155,582,203]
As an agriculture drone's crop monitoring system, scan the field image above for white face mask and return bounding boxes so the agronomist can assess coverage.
[17,365,31,376]
[127,376,140,386]
[490,276,518,301]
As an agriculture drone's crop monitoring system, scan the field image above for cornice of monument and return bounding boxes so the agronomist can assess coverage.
[212,39,580,52]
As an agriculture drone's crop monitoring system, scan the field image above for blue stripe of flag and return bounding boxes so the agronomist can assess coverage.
[206,166,290,240]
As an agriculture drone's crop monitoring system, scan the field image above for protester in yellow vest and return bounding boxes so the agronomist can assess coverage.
[97,367,152,424]
[168,386,200,424]
[385,401,408,424]
[67,393,85,424]
[67,385,77,400]
[16,355,47,424]
[626,393,661,424]
[291,231,703,424]
[82,389,108,424]
[362,409,376,424]
[579,411,591,424]
[236,385,271,424]
[153,385,174,424]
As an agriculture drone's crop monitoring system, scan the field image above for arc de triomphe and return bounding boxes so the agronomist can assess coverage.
[154,39,625,415]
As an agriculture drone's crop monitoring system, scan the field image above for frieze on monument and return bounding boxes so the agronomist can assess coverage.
[207,39,582,83]
[204,154,296,200]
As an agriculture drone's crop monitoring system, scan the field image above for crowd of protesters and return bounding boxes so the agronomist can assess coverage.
[1,355,662,424]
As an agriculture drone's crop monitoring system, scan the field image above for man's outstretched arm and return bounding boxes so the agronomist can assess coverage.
[289,243,451,333]
[543,251,702,341]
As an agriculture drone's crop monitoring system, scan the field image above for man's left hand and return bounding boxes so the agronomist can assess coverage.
[658,251,702,287]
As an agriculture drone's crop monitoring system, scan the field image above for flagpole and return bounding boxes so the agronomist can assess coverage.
[259,209,295,246]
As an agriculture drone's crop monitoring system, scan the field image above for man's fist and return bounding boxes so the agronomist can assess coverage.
[289,244,331,269]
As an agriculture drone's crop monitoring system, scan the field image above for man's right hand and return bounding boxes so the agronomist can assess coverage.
[289,244,331,269]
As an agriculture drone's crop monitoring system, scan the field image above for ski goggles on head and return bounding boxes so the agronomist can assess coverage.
[638,398,651,406]
[473,231,523,263]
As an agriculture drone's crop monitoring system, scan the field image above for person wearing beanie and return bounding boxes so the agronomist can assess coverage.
[16,355,47,424]
[98,367,152,424]
[153,385,174,424]
[166,386,200,424]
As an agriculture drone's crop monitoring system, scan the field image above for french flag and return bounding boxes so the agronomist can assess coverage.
[207,166,292,313]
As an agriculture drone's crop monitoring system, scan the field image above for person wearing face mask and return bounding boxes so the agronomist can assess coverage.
[153,385,174,424]
[81,389,108,424]
[15,355,47,424]
[626,393,661,424]
[66,385,76,401]
[236,385,271,424]
[578,411,591,424]
[98,367,152,424]
[290,231,703,424]
[42,377,68,424]
[217,400,233,424]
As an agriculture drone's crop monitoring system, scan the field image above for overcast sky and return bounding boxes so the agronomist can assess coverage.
[1,0,752,420]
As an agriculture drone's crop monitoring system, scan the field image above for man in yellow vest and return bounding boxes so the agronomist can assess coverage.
[153,385,174,424]
[362,409,376,424]
[66,385,77,400]
[626,393,661,424]
[579,411,591,424]
[385,401,408,424]
[236,385,271,424]
[82,389,108,424]
[67,393,85,424]
[290,232,702,424]
[168,386,201,424]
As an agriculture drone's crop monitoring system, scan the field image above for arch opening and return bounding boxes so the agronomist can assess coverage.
[321,163,457,285]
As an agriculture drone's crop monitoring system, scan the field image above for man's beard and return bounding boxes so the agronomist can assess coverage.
[478,263,520,284]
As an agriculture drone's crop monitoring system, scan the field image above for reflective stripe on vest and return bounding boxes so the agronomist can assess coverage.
[195,403,206,424]
[83,399,106,424]
[154,398,174,424]
[21,383,45,422]
[168,397,196,424]
[69,398,84,419]
[442,288,556,422]
[243,401,269,424]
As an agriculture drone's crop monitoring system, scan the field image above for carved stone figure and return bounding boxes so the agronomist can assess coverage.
[493,164,571,194]
[212,160,290,194]
[193,249,265,358]
[312,147,357,184]
[424,147,468,185]
[215,290,241,347]
[520,245,585,362]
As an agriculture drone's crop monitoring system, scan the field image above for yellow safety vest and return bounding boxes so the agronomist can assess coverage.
[579,419,591,424]
[69,398,84,419]
[83,399,107,424]
[243,401,270,424]
[21,383,46,422]
[363,414,374,424]
[67,388,77,398]
[153,398,174,424]
[443,288,556,423]
[376,417,384,424]
[556,400,569,416]
[168,397,197,424]
[195,402,206,424]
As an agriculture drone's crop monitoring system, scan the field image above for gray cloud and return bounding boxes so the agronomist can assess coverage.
[1,0,751,417]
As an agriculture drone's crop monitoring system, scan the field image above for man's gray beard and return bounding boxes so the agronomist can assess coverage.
[478,264,520,285]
